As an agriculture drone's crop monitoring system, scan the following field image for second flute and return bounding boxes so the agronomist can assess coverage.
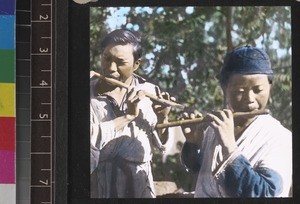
[156,109,270,129]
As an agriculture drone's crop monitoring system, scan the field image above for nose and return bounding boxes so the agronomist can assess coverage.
[244,90,255,103]
[105,61,117,74]
[108,61,117,71]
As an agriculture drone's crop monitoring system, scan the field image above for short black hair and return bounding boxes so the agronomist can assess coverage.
[100,29,142,62]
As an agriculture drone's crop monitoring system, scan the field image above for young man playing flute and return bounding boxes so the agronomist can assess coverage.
[90,29,173,198]
[181,46,292,197]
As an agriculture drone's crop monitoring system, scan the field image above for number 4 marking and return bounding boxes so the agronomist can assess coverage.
[40,80,48,86]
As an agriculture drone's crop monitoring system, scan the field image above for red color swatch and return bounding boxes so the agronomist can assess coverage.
[0,117,15,150]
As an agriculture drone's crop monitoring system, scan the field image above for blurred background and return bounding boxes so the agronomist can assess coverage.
[90,6,292,194]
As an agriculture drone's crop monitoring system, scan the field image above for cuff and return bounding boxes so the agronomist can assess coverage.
[213,148,241,179]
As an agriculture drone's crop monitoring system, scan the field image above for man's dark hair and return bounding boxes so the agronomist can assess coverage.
[100,29,142,62]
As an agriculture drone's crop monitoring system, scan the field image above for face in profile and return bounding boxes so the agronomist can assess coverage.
[100,44,140,85]
[224,74,271,114]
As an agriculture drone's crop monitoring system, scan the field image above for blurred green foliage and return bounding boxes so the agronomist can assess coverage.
[90,6,292,192]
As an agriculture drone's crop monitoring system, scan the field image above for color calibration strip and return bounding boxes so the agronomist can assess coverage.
[0,0,16,204]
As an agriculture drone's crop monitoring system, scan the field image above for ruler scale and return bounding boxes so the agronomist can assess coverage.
[16,0,59,202]
[30,0,54,203]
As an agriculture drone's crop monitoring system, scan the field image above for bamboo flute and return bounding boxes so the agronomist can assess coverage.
[156,109,270,129]
[93,72,185,109]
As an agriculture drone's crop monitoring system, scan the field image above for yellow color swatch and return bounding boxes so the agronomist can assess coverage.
[0,83,15,117]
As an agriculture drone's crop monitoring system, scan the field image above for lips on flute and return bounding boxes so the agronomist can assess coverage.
[93,72,185,110]
[156,109,270,129]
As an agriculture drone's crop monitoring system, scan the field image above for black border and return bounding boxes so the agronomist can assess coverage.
[54,0,69,203]
[291,1,300,203]
[68,2,90,203]
[66,0,300,203]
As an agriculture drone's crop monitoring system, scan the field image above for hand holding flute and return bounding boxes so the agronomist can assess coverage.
[178,109,270,154]
[91,71,181,152]
[92,71,184,110]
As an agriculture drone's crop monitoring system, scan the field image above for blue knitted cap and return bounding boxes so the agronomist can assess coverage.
[219,46,273,86]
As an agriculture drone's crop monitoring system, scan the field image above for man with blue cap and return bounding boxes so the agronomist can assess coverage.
[180,46,292,197]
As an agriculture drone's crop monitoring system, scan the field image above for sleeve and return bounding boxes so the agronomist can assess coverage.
[90,103,100,147]
[220,154,284,197]
[180,126,212,173]
[90,98,121,172]
[90,103,100,173]
[90,98,120,149]
[213,127,292,197]
[181,142,202,172]
[90,144,100,174]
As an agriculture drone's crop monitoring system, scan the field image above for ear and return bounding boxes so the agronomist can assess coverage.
[268,83,272,97]
[133,58,141,71]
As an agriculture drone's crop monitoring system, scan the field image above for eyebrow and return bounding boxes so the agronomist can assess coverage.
[115,57,128,62]
[102,54,126,61]
[230,82,266,88]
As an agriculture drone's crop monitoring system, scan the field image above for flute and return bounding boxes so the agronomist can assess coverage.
[93,72,185,109]
[156,109,270,129]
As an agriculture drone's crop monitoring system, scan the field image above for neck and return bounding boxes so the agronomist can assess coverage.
[122,76,134,86]
[234,116,256,128]
[97,80,115,95]
[234,116,257,140]
[102,79,134,107]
